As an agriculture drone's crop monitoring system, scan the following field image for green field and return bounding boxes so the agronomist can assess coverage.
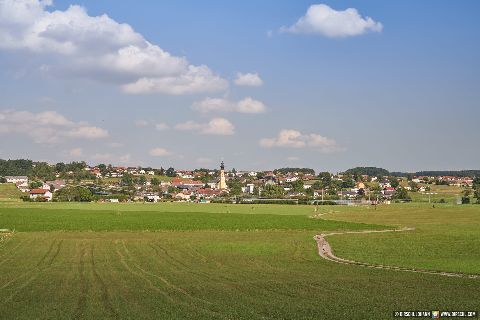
[0,184,25,203]
[0,202,479,319]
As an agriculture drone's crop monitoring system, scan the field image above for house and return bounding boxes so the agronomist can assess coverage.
[144,193,161,202]
[171,178,204,190]
[45,180,66,191]
[16,181,29,193]
[29,189,53,201]
[175,192,192,201]
[5,176,28,184]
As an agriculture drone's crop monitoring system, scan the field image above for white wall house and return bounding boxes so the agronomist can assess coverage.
[29,189,53,201]
[5,176,28,184]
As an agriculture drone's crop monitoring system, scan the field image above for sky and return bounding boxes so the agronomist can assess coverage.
[0,0,479,173]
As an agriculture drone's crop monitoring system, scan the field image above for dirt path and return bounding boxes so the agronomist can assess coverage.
[314,228,480,279]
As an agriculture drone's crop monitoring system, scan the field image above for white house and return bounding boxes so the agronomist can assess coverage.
[29,189,53,201]
[5,176,28,184]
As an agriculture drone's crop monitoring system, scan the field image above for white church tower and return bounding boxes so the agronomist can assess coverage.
[218,161,227,190]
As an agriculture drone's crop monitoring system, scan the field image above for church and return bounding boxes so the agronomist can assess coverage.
[217,161,227,190]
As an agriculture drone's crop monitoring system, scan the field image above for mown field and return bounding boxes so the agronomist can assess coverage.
[0,184,25,203]
[0,202,479,319]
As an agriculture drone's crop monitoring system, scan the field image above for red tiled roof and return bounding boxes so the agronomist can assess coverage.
[30,189,49,194]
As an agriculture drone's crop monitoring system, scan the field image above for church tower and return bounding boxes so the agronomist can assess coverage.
[218,161,227,190]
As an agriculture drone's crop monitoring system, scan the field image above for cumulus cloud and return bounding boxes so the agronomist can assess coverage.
[149,147,173,157]
[192,97,267,114]
[175,118,235,135]
[280,4,382,38]
[0,110,109,144]
[234,72,263,87]
[0,0,228,95]
[260,129,340,153]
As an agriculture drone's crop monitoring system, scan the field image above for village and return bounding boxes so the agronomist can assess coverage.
[1,160,477,204]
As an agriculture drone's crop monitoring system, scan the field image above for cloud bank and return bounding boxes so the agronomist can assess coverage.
[192,97,267,114]
[175,118,235,136]
[234,72,263,87]
[0,110,108,144]
[0,0,228,95]
[281,4,382,38]
[260,129,340,153]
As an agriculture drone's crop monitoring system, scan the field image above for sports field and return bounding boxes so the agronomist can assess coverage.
[0,202,479,319]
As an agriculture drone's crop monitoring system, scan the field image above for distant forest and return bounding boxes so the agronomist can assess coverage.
[1,159,479,179]
[343,167,480,178]
[273,168,316,175]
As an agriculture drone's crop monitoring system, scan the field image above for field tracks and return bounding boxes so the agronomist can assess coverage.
[1,238,63,305]
[314,228,480,279]
[89,243,119,318]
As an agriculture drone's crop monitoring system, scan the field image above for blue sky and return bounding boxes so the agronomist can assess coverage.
[0,0,479,172]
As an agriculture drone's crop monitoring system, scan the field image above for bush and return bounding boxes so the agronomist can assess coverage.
[461,197,470,204]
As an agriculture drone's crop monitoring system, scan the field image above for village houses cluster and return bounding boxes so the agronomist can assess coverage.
[2,162,476,203]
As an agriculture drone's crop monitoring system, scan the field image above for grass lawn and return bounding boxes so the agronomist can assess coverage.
[324,204,480,274]
[0,202,479,319]
[0,183,25,203]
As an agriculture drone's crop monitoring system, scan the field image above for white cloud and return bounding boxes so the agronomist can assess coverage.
[91,153,113,162]
[202,118,235,135]
[236,97,267,114]
[175,118,235,136]
[287,156,300,161]
[123,65,228,95]
[192,97,267,114]
[67,126,109,139]
[234,72,263,87]
[260,129,340,153]
[69,147,83,157]
[195,157,213,166]
[0,0,228,95]
[149,147,173,157]
[280,4,382,38]
[108,142,123,148]
[134,119,149,127]
[154,123,169,131]
[174,120,204,131]
[119,154,132,164]
[0,110,109,144]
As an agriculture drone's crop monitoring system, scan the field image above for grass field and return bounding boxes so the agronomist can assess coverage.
[408,184,464,204]
[0,202,479,319]
[0,184,25,203]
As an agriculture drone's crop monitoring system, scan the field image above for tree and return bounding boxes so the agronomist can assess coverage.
[151,177,160,186]
[393,187,410,200]
[29,181,43,189]
[408,181,418,192]
[97,164,108,176]
[462,190,471,204]
[54,186,93,202]
[261,185,285,198]
[388,177,400,188]
[0,177,6,183]
[165,167,176,177]
[228,179,243,196]
[121,173,134,186]
[341,178,355,189]
[289,180,304,192]
[136,175,147,185]
[317,172,332,188]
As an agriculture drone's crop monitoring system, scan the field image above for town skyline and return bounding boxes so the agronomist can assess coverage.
[1,0,479,172]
